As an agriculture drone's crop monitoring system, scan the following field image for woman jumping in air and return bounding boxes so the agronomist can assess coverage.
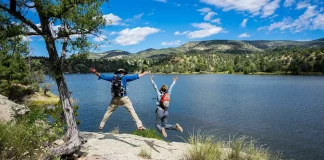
[150,75,183,138]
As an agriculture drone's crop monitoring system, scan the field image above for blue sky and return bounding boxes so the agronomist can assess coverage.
[23,0,324,56]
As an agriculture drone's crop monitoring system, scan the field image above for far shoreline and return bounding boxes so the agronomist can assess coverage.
[63,71,324,76]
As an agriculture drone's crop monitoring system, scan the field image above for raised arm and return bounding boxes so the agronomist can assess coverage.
[139,71,148,78]
[150,75,161,98]
[90,67,113,81]
[168,76,178,95]
[90,67,100,77]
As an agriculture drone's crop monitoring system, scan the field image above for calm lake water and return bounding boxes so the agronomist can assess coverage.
[48,74,324,160]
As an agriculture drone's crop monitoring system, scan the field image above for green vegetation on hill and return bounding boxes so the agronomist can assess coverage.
[34,45,324,75]
[147,47,324,75]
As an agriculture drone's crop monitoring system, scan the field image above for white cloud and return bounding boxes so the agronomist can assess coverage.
[103,13,124,26]
[161,40,182,46]
[187,23,223,38]
[200,0,270,15]
[197,7,211,13]
[134,13,144,19]
[238,33,250,38]
[174,31,190,35]
[241,18,248,28]
[284,0,295,7]
[267,5,319,32]
[110,31,118,35]
[21,35,32,42]
[296,39,311,41]
[261,0,280,18]
[204,12,217,20]
[114,27,160,46]
[155,0,167,3]
[94,35,107,42]
[257,26,269,31]
[312,14,324,30]
[296,1,309,10]
[211,18,221,24]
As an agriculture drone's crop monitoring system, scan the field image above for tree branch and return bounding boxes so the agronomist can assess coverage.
[0,4,43,35]
[26,32,39,36]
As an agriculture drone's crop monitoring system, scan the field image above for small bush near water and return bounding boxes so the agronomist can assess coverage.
[185,131,278,160]
[131,128,163,140]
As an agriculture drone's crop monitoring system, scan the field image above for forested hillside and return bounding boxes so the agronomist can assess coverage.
[33,46,324,75]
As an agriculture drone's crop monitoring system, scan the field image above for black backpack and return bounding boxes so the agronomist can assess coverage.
[111,75,126,97]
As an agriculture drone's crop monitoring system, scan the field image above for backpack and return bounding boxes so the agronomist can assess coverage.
[111,75,125,97]
[159,93,170,108]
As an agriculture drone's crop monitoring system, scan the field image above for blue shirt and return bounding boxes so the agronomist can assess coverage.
[98,74,139,96]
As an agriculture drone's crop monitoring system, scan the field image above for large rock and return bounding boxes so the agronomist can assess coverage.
[0,94,30,123]
[79,132,190,160]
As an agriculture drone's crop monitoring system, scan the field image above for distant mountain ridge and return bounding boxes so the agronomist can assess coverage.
[90,38,324,59]
[88,50,131,59]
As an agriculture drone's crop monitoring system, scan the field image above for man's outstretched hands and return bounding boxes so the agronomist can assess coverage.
[90,67,96,73]
[139,71,148,77]
[173,76,178,82]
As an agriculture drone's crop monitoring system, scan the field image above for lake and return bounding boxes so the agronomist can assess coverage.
[48,74,324,160]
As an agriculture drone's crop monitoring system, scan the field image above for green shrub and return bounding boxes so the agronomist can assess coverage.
[0,111,59,159]
[131,129,163,140]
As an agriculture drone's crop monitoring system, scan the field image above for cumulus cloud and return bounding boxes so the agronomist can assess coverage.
[267,5,319,32]
[155,0,167,3]
[312,14,324,30]
[103,13,124,26]
[161,40,182,46]
[284,0,295,7]
[174,31,190,35]
[211,18,221,24]
[241,18,248,28]
[94,35,108,42]
[238,33,250,38]
[114,27,160,46]
[197,7,211,13]
[200,0,270,15]
[187,23,223,38]
[261,0,280,18]
[204,12,217,20]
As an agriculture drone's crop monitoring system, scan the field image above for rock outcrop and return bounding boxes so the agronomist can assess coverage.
[0,94,30,122]
[79,132,189,160]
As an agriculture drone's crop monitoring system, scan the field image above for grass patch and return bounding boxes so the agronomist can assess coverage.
[111,126,119,134]
[185,131,223,160]
[185,131,274,160]
[138,148,152,159]
[0,110,60,159]
[131,128,163,140]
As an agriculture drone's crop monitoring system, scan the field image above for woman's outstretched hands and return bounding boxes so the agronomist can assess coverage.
[90,67,96,73]
[150,75,154,81]
[173,76,178,81]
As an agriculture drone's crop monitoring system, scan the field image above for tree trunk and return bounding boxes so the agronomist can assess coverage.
[49,74,81,156]
[43,38,81,156]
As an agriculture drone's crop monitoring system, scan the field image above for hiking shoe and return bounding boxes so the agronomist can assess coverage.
[138,126,146,130]
[175,123,183,133]
[161,127,167,138]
